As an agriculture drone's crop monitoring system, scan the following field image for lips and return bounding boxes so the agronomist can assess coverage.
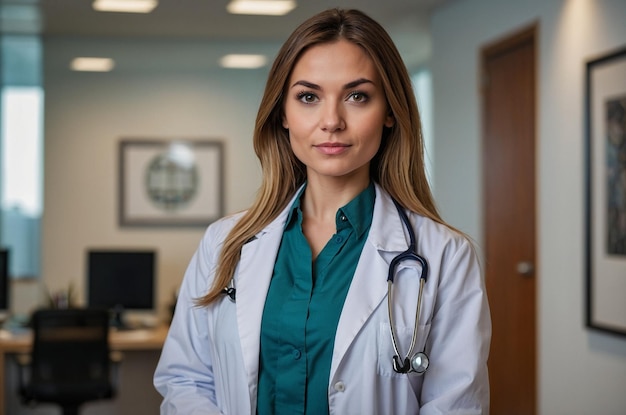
[314,142,350,155]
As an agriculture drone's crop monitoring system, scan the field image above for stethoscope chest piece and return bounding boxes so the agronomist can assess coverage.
[410,351,429,374]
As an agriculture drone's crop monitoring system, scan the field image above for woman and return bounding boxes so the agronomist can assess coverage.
[154,8,491,415]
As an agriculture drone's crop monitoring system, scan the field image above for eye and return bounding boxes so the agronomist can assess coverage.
[348,91,369,103]
[296,92,318,104]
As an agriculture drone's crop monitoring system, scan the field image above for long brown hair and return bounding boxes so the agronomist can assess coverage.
[197,8,444,306]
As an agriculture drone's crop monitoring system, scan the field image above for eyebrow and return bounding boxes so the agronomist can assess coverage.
[290,78,374,90]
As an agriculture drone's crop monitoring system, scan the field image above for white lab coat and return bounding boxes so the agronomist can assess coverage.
[154,184,491,415]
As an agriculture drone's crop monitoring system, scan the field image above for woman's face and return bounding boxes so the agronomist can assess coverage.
[282,39,394,184]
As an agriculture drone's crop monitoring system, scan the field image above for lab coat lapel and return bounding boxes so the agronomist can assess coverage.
[234,197,296,399]
[330,186,408,377]
[330,239,388,378]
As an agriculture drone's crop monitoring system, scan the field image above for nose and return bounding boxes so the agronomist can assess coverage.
[319,101,345,132]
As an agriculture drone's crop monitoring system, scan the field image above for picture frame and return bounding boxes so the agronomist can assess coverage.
[585,46,626,337]
[119,139,224,227]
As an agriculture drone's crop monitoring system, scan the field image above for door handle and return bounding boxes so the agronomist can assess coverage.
[516,261,534,276]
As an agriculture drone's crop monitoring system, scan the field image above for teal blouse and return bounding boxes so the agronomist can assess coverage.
[257,183,375,415]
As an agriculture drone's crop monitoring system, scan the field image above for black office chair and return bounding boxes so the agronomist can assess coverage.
[16,308,119,415]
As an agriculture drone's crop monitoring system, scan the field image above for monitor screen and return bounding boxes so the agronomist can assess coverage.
[0,249,9,320]
[87,250,155,326]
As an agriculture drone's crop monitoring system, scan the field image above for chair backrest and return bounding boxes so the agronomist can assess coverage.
[29,308,112,398]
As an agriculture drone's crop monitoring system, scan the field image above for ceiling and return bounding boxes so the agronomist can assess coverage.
[0,0,452,68]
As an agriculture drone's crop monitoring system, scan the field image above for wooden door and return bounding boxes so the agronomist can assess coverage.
[482,25,537,415]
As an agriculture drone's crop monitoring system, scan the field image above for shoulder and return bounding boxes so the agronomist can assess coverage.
[380,187,475,258]
[412,213,471,250]
[410,214,481,285]
[371,186,475,260]
[207,211,246,235]
[202,186,304,244]
[197,211,247,252]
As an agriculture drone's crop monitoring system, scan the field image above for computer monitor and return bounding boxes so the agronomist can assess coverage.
[87,249,156,329]
[0,249,9,323]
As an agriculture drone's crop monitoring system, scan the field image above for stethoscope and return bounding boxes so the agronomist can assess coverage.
[388,198,430,375]
[221,198,430,375]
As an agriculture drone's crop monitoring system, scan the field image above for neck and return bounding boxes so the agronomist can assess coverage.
[302,176,370,223]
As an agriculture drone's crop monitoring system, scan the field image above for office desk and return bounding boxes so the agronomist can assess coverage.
[0,325,168,415]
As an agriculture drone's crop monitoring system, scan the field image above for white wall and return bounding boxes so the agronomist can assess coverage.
[40,37,273,322]
[431,0,626,414]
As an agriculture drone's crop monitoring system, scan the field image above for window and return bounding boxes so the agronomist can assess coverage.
[0,35,43,279]
[412,68,434,189]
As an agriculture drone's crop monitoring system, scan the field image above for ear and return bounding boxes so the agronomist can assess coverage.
[384,114,395,128]
[282,115,289,129]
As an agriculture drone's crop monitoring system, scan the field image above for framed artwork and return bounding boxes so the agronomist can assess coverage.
[585,46,626,336]
[119,139,224,227]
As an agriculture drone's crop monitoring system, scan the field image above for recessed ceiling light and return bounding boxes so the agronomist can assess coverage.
[70,57,115,72]
[226,0,296,16]
[92,0,158,13]
[219,54,268,69]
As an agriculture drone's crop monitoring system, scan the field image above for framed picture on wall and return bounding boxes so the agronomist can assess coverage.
[119,139,224,227]
[585,46,626,337]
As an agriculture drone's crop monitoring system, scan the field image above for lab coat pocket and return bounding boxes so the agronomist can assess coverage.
[377,322,431,378]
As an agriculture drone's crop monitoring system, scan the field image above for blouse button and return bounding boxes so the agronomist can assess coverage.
[333,381,346,392]
[292,349,301,360]
[334,235,344,243]
[340,215,347,222]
